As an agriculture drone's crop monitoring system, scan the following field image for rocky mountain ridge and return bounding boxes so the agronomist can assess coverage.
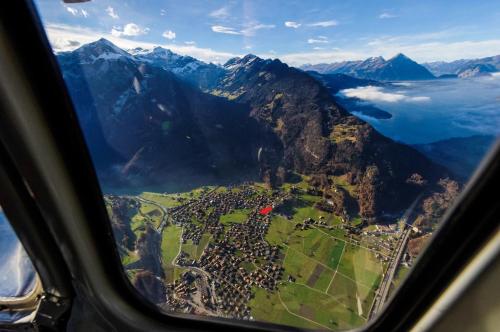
[58,39,452,219]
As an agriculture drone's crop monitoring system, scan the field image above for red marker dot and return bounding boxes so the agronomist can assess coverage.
[259,206,273,215]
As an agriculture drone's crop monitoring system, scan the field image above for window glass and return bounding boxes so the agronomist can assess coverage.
[0,209,37,299]
[34,1,499,330]
[0,207,39,323]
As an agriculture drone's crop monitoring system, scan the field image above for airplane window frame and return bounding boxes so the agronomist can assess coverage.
[0,145,73,329]
[0,1,498,331]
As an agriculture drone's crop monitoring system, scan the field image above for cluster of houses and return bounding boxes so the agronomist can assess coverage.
[162,185,287,317]
[159,182,397,317]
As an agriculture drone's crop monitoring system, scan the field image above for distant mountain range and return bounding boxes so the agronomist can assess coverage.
[424,55,500,78]
[57,38,451,218]
[301,54,435,81]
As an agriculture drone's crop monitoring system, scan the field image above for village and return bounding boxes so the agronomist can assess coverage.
[105,179,410,324]
[162,184,287,318]
[147,182,397,318]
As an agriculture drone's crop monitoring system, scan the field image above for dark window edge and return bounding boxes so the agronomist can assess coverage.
[0,1,498,331]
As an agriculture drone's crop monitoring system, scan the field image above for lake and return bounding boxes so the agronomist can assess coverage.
[338,74,500,144]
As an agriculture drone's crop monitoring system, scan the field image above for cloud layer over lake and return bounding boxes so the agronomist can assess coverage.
[339,86,431,103]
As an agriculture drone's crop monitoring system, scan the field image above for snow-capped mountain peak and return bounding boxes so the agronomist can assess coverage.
[72,38,132,64]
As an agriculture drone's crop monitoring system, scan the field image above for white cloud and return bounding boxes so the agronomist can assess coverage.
[44,23,238,64]
[184,41,196,45]
[160,9,167,16]
[66,6,88,17]
[210,7,230,19]
[111,23,149,37]
[241,24,275,37]
[243,45,252,50]
[41,22,500,68]
[106,6,119,19]
[379,12,397,19]
[211,25,240,35]
[162,30,176,40]
[308,36,329,44]
[392,82,413,87]
[66,7,78,16]
[313,47,325,50]
[339,86,430,103]
[307,20,338,27]
[278,49,365,66]
[212,23,275,36]
[285,21,301,28]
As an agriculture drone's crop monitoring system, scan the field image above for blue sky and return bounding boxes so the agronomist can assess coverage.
[34,0,500,65]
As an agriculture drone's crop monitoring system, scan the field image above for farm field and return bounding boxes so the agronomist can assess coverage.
[161,225,183,283]
[109,180,393,331]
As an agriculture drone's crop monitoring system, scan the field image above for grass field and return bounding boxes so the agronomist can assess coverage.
[266,215,296,246]
[249,282,366,330]
[270,203,383,324]
[173,266,189,282]
[121,249,140,266]
[280,283,365,330]
[141,187,211,208]
[280,174,310,191]
[351,216,363,227]
[248,287,321,331]
[161,225,183,283]
[282,246,335,292]
[141,192,184,208]
[219,209,251,225]
[283,247,319,283]
[331,175,357,196]
[336,243,384,290]
[181,233,211,260]
[287,228,345,270]
[327,272,376,317]
[139,201,162,216]
[139,202,163,228]
[130,211,147,238]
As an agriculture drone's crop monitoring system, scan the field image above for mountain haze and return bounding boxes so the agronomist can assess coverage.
[301,54,435,81]
[424,55,500,77]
